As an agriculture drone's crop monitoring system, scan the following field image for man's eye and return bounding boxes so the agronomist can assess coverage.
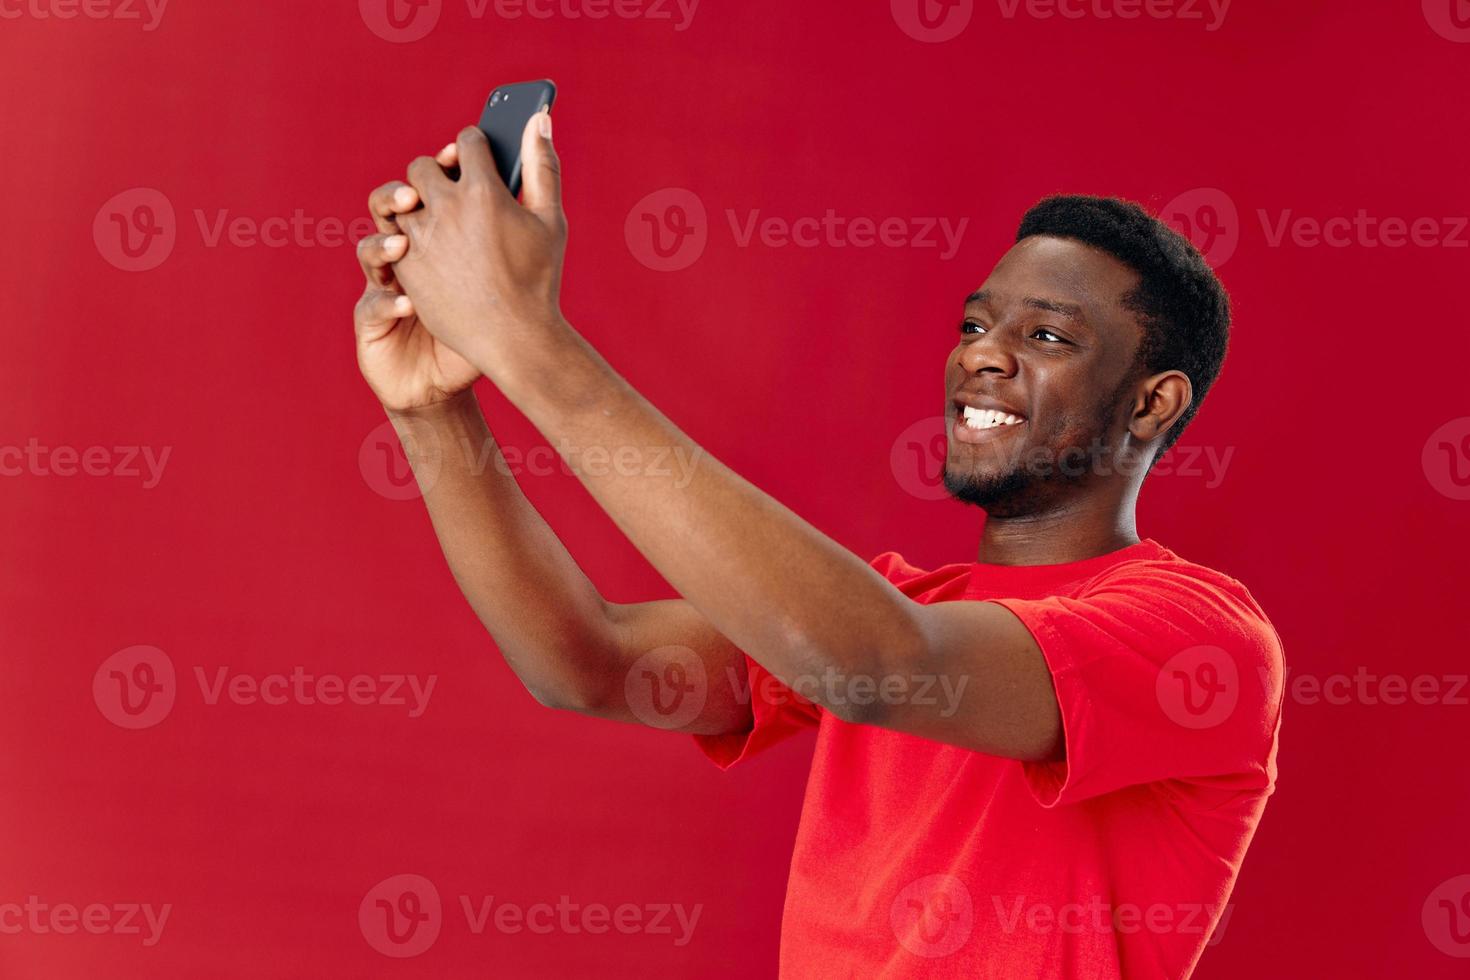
[1032,328,1067,343]
[960,320,986,335]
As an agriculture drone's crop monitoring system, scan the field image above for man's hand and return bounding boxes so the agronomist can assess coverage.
[392,111,567,387]
[353,144,481,415]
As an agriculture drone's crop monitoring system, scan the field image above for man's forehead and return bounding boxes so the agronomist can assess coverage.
[970,236,1140,314]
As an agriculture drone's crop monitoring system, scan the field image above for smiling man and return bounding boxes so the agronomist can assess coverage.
[351,112,1283,979]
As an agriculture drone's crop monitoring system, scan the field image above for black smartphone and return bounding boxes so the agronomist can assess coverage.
[476,80,557,198]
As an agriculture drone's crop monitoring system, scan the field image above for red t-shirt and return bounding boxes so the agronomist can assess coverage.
[696,539,1283,979]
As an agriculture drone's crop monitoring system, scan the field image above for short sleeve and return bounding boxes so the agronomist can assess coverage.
[693,654,822,769]
[994,561,1284,807]
[693,552,920,769]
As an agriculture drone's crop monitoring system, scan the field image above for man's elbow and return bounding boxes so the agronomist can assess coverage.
[782,636,928,728]
[523,670,614,716]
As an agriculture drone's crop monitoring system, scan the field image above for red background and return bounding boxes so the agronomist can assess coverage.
[3,0,1468,976]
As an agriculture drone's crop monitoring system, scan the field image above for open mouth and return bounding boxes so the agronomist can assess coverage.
[960,406,1026,431]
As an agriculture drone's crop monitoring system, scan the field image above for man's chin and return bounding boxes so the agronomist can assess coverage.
[942,465,1033,513]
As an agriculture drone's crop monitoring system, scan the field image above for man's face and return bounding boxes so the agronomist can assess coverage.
[943,235,1146,516]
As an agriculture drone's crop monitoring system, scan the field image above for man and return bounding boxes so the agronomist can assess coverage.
[352,111,1283,979]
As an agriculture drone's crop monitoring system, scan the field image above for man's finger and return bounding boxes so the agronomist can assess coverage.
[519,108,563,232]
[368,181,420,235]
[406,155,453,203]
[354,288,414,343]
[455,125,513,203]
[357,233,409,286]
[435,141,462,181]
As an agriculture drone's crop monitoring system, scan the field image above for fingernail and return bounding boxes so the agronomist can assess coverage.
[394,295,412,313]
[384,234,407,252]
[393,186,416,208]
[440,143,456,157]
[538,108,552,140]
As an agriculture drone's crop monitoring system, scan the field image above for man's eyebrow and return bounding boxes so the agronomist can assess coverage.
[964,290,1085,321]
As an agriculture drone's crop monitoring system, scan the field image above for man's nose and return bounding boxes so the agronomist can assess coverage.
[956,331,1019,378]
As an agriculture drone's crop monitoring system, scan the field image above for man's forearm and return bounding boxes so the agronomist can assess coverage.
[493,322,929,703]
[388,389,623,707]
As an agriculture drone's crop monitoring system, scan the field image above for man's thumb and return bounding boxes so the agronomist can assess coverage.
[520,108,563,227]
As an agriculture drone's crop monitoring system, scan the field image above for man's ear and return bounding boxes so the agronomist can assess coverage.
[1129,370,1193,444]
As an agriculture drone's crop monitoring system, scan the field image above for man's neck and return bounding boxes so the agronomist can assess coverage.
[977,496,1140,566]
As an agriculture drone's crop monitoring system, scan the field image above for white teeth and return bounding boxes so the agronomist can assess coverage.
[962,406,1025,430]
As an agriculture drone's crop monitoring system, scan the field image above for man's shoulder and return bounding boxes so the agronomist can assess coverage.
[1083,542,1284,667]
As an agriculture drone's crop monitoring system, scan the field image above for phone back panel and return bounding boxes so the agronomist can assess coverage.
[476,80,557,198]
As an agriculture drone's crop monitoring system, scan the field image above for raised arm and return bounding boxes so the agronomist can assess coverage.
[387,117,1063,762]
[352,169,750,736]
